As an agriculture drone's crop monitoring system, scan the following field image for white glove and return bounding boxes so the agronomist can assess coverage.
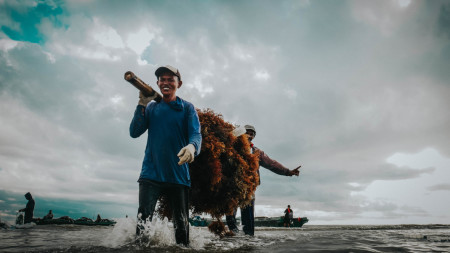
[231,125,246,137]
[177,144,196,165]
[138,91,157,106]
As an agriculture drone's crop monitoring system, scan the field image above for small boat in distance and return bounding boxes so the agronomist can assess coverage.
[189,216,309,228]
[253,216,309,228]
[33,216,116,226]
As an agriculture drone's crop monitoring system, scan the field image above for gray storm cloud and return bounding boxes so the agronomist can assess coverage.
[0,0,449,224]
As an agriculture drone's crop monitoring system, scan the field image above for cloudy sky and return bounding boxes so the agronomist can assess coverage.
[1,0,449,225]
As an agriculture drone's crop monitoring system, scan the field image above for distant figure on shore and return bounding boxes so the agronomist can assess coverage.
[96,214,102,222]
[43,210,53,220]
[284,205,293,227]
[18,192,35,224]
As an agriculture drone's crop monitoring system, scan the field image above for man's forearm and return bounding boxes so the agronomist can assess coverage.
[130,105,148,138]
[259,150,291,176]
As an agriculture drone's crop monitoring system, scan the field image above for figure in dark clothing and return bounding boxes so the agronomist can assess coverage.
[19,192,35,224]
[284,205,293,227]
[43,210,53,220]
[226,125,301,235]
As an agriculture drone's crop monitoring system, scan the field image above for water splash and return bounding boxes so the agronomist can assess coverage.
[138,216,175,246]
[101,217,215,250]
[101,217,136,247]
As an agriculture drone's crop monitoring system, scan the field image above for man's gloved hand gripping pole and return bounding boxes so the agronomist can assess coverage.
[124,71,163,105]
[138,91,157,107]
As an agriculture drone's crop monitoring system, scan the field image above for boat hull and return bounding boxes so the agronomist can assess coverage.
[253,217,309,228]
[189,216,309,228]
[33,218,116,226]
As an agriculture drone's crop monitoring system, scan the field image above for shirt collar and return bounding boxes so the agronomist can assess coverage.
[164,96,184,111]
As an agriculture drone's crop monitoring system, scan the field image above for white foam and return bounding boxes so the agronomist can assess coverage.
[14,222,36,229]
[101,218,308,250]
[140,217,175,246]
[101,217,136,247]
[101,217,216,249]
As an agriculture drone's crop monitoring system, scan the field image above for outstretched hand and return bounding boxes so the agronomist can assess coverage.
[289,165,301,176]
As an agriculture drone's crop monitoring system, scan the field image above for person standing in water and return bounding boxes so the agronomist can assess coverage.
[130,65,202,246]
[19,192,35,224]
[284,205,293,227]
[226,125,301,235]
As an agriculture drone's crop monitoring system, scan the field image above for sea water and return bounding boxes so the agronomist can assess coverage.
[1,218,449,252]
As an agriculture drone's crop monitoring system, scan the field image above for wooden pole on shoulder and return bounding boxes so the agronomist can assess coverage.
[124,71,163,102]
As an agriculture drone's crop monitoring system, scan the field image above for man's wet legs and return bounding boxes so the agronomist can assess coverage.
[168,185,190,246]
[136,181,161,236]
[226,208,239,233]
[241,199,255,236]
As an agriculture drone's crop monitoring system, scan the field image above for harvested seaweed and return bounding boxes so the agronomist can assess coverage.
[157,108,260,236]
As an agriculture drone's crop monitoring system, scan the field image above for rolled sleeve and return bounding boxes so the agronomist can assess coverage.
[258,148,291,176]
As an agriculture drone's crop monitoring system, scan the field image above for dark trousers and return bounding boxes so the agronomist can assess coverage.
[226,212,238,232]
[137,180,190,245]
[225,199,255,236]
[24,212,33,224]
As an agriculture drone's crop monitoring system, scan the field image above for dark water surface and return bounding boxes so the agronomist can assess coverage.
[1,219,449,252]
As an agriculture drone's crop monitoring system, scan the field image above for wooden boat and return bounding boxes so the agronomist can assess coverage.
[33,216,116,226]
[74,217,116,226]
[253,216,309,228]
[189,216,212,227]
[189,216,308,228]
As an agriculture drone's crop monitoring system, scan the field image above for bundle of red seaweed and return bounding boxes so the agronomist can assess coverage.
[157,109,260,236]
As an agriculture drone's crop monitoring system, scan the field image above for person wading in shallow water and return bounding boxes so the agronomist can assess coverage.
[226,125,301,236]
[130,65,202,246]
[284,205,293,227]
[19,192,35,224]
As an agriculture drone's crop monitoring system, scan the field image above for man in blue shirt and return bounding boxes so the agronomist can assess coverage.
[130,65,201,246]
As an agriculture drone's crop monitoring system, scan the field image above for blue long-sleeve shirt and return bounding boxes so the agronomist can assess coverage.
[130,97,202,187]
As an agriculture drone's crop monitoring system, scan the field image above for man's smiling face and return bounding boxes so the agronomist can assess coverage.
[157,72,182,101]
